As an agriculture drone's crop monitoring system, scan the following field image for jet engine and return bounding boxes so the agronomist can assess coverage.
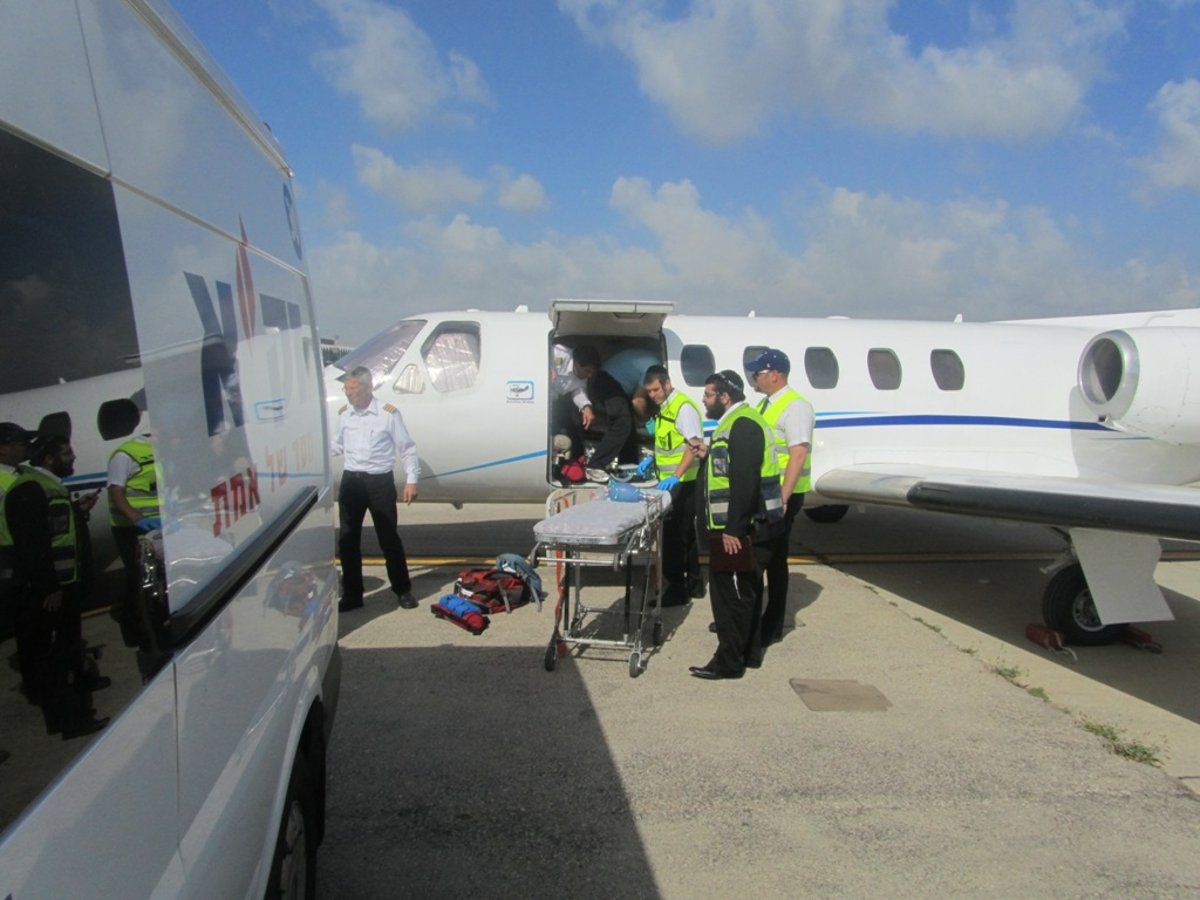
[1077,327,1200,445]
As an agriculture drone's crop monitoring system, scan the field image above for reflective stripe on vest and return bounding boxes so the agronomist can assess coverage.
[653,390,701,483]
[705,405,784,530]
[108,439,160,526]
[759,387,813,495]
[0,467,78,586]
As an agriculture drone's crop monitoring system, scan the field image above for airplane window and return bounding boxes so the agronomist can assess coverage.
[742,346,768,379]
[680,345,715,387]
[868,348,902,390]
[930,349,965,391]
[394,364,424,394]
[334,318,426,385]
[804,347,839,389]
[422,324,480,393]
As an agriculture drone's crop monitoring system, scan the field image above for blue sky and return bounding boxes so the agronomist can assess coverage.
[170,0,1200,345]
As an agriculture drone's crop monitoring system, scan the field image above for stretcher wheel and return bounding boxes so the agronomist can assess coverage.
[544,639,558,672]
[628,651,641,678]
[652,619,664,647]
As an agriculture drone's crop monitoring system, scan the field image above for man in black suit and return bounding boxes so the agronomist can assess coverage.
[689,371,784,680]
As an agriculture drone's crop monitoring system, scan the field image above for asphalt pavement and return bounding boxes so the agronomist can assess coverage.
[317,502,1200,898]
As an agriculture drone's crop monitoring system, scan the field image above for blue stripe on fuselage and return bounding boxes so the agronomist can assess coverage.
[428,449,547,479]
[814,413,1113,432]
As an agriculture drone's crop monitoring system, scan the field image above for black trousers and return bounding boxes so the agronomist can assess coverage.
[338,471,411,597]
[761,493,805,645]
[662,479,700,594]
[708,538,774,676]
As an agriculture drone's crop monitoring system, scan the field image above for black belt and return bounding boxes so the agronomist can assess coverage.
[343,470,393,479]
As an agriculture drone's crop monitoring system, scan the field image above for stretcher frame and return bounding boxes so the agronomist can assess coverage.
[532,486,667,677]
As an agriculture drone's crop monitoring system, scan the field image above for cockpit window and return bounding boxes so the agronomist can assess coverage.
[422,323,480,392]
[333,319,426,386]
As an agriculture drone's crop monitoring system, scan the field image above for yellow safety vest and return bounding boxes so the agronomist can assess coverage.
[108,438,160,526]
[759,387,813,495]
[705,405,783,531]
[653,390,701,483]
[0,467,79,586]
[0,466,21,584]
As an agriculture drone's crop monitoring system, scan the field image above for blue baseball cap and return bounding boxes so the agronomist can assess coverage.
[748,348,790,376]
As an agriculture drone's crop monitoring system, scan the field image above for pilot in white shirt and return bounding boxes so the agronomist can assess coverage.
[331,366,420,612]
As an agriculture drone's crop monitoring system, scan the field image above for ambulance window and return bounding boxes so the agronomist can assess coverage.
[680,345,715,387]
[931,349,965,391]
[868,348,902,390]
[804,347,839,389]
[423,323,480,393]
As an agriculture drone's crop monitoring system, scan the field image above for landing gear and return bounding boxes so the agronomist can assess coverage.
[803,504,849,524]
[1041,563,1128,646]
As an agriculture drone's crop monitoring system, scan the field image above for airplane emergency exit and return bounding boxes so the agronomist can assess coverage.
[324,298,1200,646]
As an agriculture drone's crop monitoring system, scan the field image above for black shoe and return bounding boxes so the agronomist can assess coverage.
[74,674,112,692]
[660,590,690,608]
[61,715,109,740]
[745,651,764,670]
[688,665,743,680]
[688,580,707,599]
[708,621,718,634]
[338,595,364,612]
[396,592,419,610]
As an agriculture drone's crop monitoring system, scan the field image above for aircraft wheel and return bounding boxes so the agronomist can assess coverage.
[629,651,642,678]
[1041,563,1128,647]
[803,504,849,524]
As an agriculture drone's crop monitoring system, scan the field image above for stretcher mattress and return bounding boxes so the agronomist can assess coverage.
[534,493,671,547]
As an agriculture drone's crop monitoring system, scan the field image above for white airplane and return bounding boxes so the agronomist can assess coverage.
[324,298,1200,646]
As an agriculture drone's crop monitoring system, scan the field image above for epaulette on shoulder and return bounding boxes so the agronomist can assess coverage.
[383,403,398,414]
[338,404,348,415]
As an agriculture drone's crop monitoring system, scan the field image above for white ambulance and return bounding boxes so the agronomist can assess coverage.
[0,1,339,896]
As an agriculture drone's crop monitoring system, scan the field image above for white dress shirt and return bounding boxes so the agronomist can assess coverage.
[332,398,420,483]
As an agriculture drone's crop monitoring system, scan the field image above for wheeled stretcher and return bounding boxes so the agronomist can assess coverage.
[532,486,669,677]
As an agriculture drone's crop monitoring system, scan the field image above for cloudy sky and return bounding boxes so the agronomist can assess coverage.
[171,0,1200,345]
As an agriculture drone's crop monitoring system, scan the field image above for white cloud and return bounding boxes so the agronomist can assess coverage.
[352,145,485,214]
[1137,79,1200,192]
[493,168,550,213]
[557,0,1125,143]
[308,176,1199,344]
[313,0,491,132]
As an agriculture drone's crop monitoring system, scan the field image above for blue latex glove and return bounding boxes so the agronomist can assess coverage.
[635,457,655,478]
[134,516,162,533]
[658,475,679,492]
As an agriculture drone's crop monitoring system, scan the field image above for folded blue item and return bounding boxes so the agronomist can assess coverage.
[437,594,486,617]
[608,481,642,502]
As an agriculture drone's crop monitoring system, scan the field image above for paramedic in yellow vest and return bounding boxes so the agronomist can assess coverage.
[641,365,705,605]
[108,427,161,642]
[748,348,814,651]
[688,370,784,681]
[0,422,36,641]
[3,436,107,739]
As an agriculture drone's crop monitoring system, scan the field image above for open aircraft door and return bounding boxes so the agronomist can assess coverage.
[549,298,674,339]
[547,299,673,485]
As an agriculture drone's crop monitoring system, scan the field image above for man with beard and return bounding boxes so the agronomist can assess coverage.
[2,435,108,738]
[689,371,784,680]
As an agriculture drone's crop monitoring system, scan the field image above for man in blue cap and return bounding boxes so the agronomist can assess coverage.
[747,349,814,657]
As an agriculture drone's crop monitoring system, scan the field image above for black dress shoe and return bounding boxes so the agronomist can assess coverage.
[708,622,718,634]
[61,715,109,741]
[338,595,364,612]
[396,592,419,610]
[74,674,112,692]
[688,665,743,680]
[745,651,764,670]
[688,581,707,599]
[660,591,690,608]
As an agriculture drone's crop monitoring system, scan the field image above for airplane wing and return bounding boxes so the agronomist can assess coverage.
[815,464,1200,542]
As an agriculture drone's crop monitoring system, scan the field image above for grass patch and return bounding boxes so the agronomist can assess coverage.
[913,616,942,633]
[991,664,1021,682]
[1026,686,1049,702]
[1083,721,1162,767]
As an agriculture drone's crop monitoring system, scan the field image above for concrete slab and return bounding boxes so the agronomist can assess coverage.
[319,503,1200,898]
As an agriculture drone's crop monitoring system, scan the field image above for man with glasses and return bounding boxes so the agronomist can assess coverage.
[747,349,814,655]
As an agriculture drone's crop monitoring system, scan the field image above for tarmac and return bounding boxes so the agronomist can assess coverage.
[316,502,1200,898]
